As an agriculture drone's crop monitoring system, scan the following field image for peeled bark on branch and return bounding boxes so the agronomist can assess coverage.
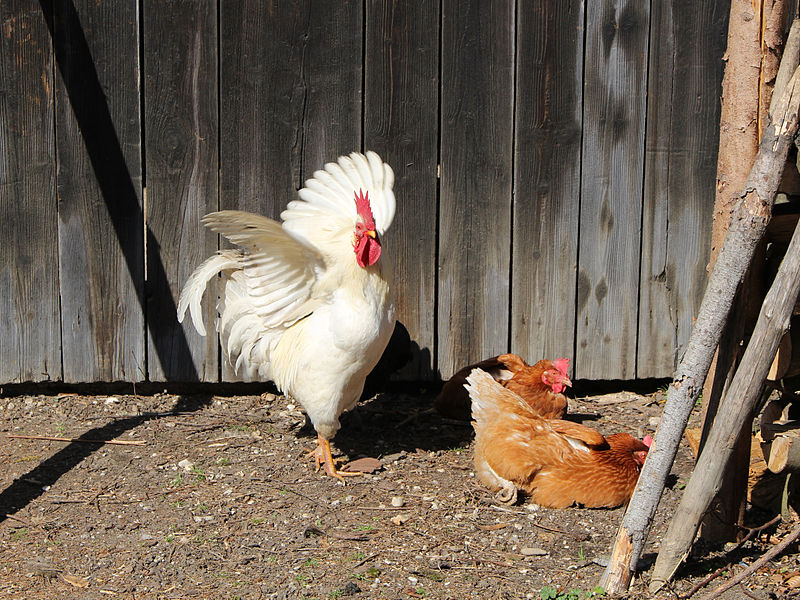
[599,65,800,596]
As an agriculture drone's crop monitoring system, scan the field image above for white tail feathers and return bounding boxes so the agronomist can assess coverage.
[177,251,239,337]
[465,368,502,422]
[465,368,531,424]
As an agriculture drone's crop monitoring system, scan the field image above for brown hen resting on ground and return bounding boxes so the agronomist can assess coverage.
[435,354,571,420]
[466,369,651,508]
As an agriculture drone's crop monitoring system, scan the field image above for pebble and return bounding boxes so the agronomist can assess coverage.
[178,459,194,472]
[390,514,410,525]
[390,497,405,507]
[382,451,406,463]
[520,547,548,556]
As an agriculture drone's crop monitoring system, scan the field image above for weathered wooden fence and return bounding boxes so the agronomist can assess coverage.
[0,0,728,384]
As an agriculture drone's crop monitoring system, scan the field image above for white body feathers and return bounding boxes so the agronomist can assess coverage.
[178,151,397,440]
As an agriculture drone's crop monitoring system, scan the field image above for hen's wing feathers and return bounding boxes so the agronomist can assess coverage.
[495,353,528,374]
[201,211,326,330]
[546,419,607,447]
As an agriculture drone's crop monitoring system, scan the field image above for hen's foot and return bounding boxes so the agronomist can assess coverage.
[494,481,518,505]
[307,436,364,483]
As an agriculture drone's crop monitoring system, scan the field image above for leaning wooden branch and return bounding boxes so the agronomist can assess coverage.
[650,203,800,590]
[599,65,800,596]
[774,18,800,103]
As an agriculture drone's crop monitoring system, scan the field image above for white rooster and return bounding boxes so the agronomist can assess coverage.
[177,151,396,481]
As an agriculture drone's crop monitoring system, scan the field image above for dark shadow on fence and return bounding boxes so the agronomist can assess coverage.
[44,0,198,381]
[0,1,211,524]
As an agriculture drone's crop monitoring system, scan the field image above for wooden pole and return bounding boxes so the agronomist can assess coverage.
[599,64,800,596]
[649,145,800,592]
[700,0,790,543]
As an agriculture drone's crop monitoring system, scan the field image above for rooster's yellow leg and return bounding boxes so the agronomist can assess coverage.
[307,435,364,483]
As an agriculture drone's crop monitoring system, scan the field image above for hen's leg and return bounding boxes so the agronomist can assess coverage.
[476,454,518,505]
[308,435,364,483]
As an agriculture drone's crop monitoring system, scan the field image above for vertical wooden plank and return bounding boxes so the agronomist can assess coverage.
[576,0,650,380]
[638,0,728,378]
[219,1,362,381]
[144,0,218,381]
[439,0,514,378]
[300,2,363,173]
[219,1,310,219]
[54,0,144,382]
[220,1,362,217]
[511,1,584,367]
[365,0,438,379]
[0,1,60,383]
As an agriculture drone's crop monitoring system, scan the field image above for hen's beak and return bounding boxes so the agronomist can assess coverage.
[562,375,573,388]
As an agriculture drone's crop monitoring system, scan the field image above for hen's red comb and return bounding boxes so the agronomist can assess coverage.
[354,189,376,228]
[643,435,653,448]
[553,358,570,375]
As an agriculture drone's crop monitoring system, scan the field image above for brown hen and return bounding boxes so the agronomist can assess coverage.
[466,368,650,508]
[435,354,571,421]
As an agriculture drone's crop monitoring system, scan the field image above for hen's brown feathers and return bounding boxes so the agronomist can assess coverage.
[467,369,648,508]
[435,353,569,420]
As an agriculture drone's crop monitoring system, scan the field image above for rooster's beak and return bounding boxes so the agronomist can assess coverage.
[366,230,377,239]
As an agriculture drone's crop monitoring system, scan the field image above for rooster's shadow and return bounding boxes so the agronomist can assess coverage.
[332,386,475,460]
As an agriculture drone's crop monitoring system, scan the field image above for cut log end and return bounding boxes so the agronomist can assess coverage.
[767,431,800,473]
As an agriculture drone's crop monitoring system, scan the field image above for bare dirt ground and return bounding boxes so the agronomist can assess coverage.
[1,383,798,600]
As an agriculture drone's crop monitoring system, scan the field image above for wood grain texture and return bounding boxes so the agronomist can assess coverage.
[0,1,61,382]
[220,1,360,213]
[637,0,728,378]
[220,0,310,218]
[364,0,439,379]
[299,2,363,177]
[511,0,584,369]
[439,0,514,378]
[53,0,145,382]
[0,1,735,385]
[576,0,650,380]
[219,1,362,381]
[144,0,218,381]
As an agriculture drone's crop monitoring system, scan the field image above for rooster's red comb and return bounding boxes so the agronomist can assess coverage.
[354,189,376,228]
[553,358,570,375]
